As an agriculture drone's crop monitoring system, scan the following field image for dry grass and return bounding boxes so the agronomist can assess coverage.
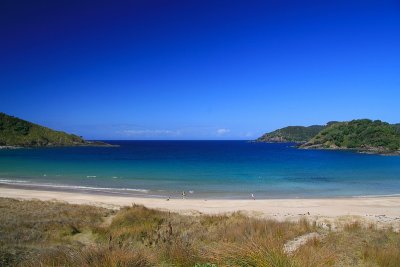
[362,230,400,267]
[0,198,399,267]
[23,245,153,267]
[0,198,114,266]
[294,221,400,267]
[0,198,113,243]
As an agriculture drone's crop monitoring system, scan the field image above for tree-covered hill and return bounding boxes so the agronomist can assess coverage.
[301,119,400,154]
[393,123,400,133]
[256,125,326,143]
[0,113,110,147]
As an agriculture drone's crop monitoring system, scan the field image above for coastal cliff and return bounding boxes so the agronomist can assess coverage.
[0,113,113,148]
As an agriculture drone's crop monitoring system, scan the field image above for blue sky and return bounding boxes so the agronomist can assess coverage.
[1,0,399,140]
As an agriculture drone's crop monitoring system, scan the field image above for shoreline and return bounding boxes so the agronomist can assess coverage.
[1,186,399,230]
[1,182,400,200]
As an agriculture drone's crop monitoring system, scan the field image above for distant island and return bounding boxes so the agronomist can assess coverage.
[257,119,400,155]
[0,113,113,148]
[256,125,327,143]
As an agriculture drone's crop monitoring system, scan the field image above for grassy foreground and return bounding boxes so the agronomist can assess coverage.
[0,198,399,267]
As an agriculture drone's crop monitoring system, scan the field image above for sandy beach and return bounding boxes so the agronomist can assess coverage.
[1,186,399,230]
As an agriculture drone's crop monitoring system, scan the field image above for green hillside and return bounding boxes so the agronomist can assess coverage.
[256,125,326,143]
[393,123,400,133]
[301,119,400,154]
[0,113,108,147]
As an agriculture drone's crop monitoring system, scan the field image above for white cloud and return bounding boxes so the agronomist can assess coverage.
[216,128,231,135]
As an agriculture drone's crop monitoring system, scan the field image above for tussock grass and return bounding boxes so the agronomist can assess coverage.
[0,198,114,266]
[23,245,153,267]
[291,236,337,267]
[362,230,400,267]
[295,222,400,267]
[1,197,399,267]
[208,238,295,267]
[344,221,362,232]
[0,198,113,243]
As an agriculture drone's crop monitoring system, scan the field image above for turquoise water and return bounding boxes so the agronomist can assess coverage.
[0,141,400,199]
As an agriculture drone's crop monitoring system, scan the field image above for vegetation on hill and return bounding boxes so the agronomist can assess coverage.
[1,198,399,267]
[301,119,400,154]
[0,113,110,147]
[393,123,400,133]
[256,125,326,143]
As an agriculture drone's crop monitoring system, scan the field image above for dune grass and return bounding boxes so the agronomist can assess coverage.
[0,198,399,267]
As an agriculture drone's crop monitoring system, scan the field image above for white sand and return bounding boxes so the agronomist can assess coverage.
[1,187,399,230]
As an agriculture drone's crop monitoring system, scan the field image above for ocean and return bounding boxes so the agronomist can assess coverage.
[0,141,399,199]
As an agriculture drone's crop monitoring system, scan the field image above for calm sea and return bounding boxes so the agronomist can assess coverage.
[0,141,399,199]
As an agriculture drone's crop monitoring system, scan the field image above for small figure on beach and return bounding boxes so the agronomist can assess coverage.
[251,193,255,200]
[182,191,186,199]
[166,196,170,201]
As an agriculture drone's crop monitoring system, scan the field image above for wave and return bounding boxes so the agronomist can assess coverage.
[0,179,28,184]
[0,179,149,193]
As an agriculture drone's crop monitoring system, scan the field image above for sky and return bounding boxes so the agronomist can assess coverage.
[1,0,399,140]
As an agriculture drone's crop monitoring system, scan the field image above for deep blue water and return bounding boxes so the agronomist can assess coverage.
[0,141,400,199]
